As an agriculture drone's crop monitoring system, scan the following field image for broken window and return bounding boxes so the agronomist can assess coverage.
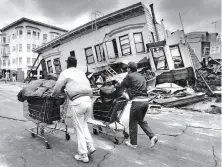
[204,47,210,55]
[95,43,106,62]
[53,58,62,74]
[85,47,94,64]
[150,47,168,70]
[119,35,131,56]
[70,50,75,57]
[47,60,53,73]
[169,45,184,69]
[133,32,145,53]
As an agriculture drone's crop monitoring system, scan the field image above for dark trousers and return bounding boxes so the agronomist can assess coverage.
[129,101,154,145]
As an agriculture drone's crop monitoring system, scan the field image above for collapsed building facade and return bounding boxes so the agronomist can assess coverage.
[33,3,166,78]
[31,2,202,87]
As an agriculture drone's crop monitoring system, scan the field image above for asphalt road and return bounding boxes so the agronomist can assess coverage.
[0,82,221,167]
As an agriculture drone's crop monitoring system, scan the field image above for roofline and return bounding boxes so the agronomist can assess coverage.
[34,2,144,53]
[186,31,208,35]
[0,17,69,32]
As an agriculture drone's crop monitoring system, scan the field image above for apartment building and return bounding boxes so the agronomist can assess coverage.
[33,2,166,76]
[0,18,68,81]
[186,32,221,61]
[209,33,221,61]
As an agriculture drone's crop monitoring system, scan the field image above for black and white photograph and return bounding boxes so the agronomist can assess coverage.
[0,0,221,166]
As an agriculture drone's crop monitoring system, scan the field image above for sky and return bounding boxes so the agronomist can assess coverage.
[0,0,221,34]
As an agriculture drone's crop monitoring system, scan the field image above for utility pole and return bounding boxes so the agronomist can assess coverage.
[212,20,221,33]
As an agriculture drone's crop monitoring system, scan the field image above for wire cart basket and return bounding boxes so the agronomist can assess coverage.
[91,98,129,144]
[23,96,70,149]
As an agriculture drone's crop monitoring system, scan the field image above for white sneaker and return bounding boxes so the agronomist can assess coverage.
[150,136,158,148]
[125,140,137,149]
[88,146,96,155]
[74,154,89,163]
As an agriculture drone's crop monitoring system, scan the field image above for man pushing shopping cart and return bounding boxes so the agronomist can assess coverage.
[52,56,96,163]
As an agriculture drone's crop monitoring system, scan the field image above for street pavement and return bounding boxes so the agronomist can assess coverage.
[0,82,221,167]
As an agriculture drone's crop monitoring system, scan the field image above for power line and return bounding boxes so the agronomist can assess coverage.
[212,20,221,33]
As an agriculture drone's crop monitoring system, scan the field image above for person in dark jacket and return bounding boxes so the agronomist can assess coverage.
[121,62,158,149]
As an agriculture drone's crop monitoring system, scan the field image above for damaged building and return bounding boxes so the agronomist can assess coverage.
[32,2,166,79]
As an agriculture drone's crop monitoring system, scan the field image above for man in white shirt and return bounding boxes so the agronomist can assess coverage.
[52,56,95,163]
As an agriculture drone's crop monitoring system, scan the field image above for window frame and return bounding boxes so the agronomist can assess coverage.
[84,47,95,65]
[19,30,23,39]
[211,46,216,54]
[94,43,106,62]
[53,58,62,74]
[43,34,47,42]
[150,47,169,70]
[19,57,22,65]
[215,46,220,53]
[27,57,30,65]
[133,32,145,53]
[19,44,22,52]
[119,34,132,56]
[32,44,36,50]
[27,30,31,39]
[47,60,53,73]
[169,45,185,69]
[204,47,210,55]
[33,31,37,38]
[27,44,31,52]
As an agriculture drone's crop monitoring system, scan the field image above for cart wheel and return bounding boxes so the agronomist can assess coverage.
[45,142,51,149]
[31,133,35,138]
[123,131,129,139]
[93,128,98,135]
[113,138,119,145]
[98,126,103,133]
[66,133,70,140]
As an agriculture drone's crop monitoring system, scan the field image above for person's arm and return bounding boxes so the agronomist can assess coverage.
[52,71,67,97]
[121,74,131,88]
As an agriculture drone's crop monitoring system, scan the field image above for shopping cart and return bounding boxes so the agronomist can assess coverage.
[88,96,129,144]
[23,96,70,149]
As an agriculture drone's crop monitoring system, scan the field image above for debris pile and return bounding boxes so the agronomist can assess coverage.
[195,61,221,96]
[147,83,207,108]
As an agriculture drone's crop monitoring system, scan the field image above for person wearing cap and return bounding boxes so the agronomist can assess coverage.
[121,61,158,149]
[52,56,96,163]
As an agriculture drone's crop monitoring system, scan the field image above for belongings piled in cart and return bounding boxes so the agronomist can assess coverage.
[17,74,69,149]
